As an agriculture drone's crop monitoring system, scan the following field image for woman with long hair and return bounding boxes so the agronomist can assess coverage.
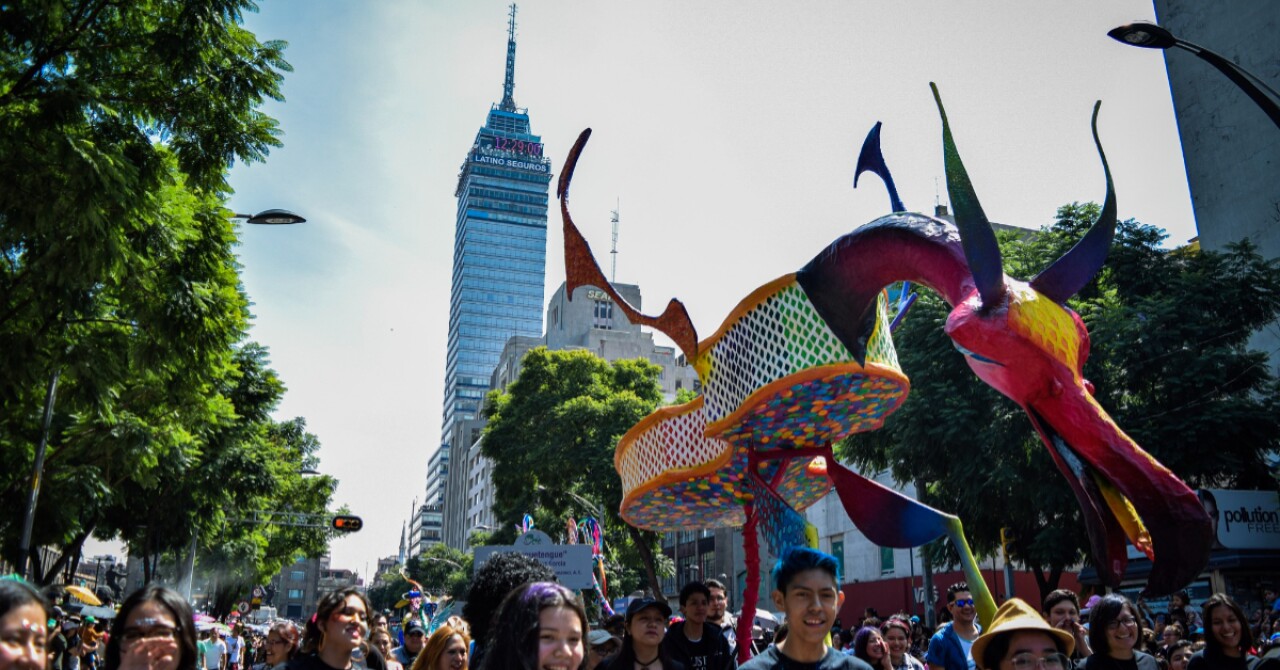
[1187,594,1258,670]
[256,621,302,670]
[479,582,588,670]
[106,586,199,670]
[410,626,469,670]
[881,618,924,670]
[289,588,371,670]
[368,631,401,670]
[1079,595,1158,670]
[596,598,678,670]
[0,578,50,670]
[853,626,892,670]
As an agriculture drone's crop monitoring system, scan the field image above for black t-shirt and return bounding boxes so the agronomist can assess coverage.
[1186,649,1260,670]
[50,631,68,670]
[663,622,736,670]
[1078,652,1159,670]
[286,650,384,670]
[739,646,873,670]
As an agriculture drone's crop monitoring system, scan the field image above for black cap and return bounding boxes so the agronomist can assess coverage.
[624,598,672,623]
[404,620,426,635]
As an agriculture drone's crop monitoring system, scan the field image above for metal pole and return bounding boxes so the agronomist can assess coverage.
[19,369,61,580]
[917,479,936,629]
[181,531,198,602]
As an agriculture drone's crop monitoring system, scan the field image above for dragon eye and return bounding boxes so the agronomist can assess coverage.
[952,341,1004,366]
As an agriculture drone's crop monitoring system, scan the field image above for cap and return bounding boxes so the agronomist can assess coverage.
[404,621,426,635]
[971,598,1074,670]
[587,630,619,646]
[910,615,921,625]
[84,616,97,624]
[53,606,66,618]
[624,598,672,624]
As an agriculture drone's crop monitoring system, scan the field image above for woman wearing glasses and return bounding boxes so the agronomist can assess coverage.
[106,586,200,670]
[256,622,301,670]
[1079,595,1157,670]
[969,598,1072,670]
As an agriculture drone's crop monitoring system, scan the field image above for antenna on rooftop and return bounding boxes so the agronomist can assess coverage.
[610,199,620,282]
[500,4,518,112]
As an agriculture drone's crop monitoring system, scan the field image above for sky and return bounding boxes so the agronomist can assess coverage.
[89,0,1200,581]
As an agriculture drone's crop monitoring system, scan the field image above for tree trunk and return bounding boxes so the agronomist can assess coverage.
[626,525,665,600]
[37,526,92,586]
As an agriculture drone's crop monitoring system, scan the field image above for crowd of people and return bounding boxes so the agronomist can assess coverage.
[4,549,1279,670]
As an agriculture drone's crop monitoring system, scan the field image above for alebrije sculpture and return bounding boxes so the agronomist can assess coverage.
[558,83,1210,660]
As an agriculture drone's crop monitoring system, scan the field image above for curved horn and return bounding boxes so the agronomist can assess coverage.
[854,121,906,213]
[930,83,1006,309]
[559,129,701,360]
[1030,101,1117,303]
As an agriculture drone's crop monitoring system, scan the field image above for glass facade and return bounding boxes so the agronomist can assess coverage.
[435,104,551,497]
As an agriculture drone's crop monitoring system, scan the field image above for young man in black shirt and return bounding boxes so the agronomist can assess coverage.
[740,547,872,670]
[664,582,735,670]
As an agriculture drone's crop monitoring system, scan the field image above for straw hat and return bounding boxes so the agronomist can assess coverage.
[972,599,1075,669]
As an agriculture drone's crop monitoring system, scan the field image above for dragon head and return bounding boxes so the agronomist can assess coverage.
[798,84,1211,595]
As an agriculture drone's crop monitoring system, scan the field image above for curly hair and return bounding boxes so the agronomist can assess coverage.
[105,586,198,670]
[478,582,587,670]
[463,552,555,647]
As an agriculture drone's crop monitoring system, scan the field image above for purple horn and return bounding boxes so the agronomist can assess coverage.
[1030,101,1117,304]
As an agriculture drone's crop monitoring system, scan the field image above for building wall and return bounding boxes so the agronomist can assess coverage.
[1155,0,1280,371]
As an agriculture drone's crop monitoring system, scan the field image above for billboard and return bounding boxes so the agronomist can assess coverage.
[474,530,594,590]
[1200,488,1280,550]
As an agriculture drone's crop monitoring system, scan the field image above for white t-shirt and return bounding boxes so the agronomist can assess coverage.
[225,636,243,664]
[204,639,227,669]
[958,636,975,670]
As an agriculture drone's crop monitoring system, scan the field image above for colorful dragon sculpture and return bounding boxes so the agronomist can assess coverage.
[559,83,1211,658]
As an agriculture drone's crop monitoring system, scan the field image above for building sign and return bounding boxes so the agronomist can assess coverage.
[474,530,594,590]
[471,152,550,174]
[480,136,544,157]
[586,289,612,302]
[1201,488,1280,550]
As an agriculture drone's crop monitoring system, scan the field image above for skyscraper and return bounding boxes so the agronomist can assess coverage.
[418,4,551,555]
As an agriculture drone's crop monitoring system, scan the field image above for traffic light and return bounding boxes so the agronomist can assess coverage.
[331,515,363,532]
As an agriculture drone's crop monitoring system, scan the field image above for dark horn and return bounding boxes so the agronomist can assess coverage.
[1030,101,1117,303]
[930,82,1006,309]
[854,121,906,213]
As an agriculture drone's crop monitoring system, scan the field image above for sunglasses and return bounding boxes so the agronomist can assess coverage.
[952,599,975,608]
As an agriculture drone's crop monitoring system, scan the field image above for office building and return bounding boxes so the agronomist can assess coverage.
[419,5,552,556]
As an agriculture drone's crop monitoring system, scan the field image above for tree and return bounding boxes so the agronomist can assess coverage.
[0,1,309,589]
[481,347,671,598]
[839,204,1280,600]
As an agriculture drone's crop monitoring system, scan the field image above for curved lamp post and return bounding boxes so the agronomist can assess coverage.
[1108,21,1280,131]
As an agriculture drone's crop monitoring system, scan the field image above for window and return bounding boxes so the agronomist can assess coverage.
[593,300,613,329]
[290,570,305,582]
[831,539,845,582]
[286,604,303,618]
[287,589,304,599]
[880,546,895,575]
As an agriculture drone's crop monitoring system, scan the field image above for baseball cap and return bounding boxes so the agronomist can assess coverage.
[588,630,619,647]
[624,598,672,624]
[404,620,426,635]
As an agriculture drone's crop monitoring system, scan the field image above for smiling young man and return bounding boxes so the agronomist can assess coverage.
[663,582,734,670]
[926,583,982,670]
[739,547,872,670]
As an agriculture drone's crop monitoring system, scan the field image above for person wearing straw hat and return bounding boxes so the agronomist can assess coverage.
[970,599,1073,670]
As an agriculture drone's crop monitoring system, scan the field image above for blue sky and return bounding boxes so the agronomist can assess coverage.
[90,1,1200,578]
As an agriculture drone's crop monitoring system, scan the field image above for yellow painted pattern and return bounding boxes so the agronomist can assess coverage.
[1007,282,1083,375]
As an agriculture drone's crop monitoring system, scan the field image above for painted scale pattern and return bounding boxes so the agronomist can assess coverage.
[701,283,901,431]
[1007,281,1084,374]
[617,290,909,531]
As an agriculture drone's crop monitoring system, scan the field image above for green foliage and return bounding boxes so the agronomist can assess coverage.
[366,545,473,614]
[0,2,325,594]
[481,347,669,598]
[839,204,1280,599]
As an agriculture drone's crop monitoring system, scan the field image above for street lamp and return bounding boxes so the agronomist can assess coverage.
[1108,21,1280,131]
[232,209,307,225]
